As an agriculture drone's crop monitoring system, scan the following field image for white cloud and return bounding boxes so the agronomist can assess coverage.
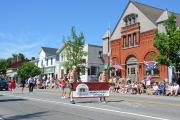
[0,32,54,59]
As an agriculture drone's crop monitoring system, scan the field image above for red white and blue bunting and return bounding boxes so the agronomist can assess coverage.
[144,61,158,70]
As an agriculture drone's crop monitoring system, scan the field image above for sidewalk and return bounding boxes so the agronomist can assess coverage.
[35,88,180,100]
[35,88,60,93]
[17,87,180,100]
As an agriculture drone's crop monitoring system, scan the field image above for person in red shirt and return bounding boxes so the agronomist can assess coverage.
[9,77,16,93]
[60,75,66,99]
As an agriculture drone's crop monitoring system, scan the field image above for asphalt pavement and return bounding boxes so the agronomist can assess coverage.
[0,88,180,120]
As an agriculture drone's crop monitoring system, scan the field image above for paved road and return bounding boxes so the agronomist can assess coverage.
[0,89,180,120]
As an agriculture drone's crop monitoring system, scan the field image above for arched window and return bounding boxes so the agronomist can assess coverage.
[144,52,159,76]
[123,13,138,26]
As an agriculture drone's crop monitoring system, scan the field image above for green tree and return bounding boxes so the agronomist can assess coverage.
[154,14,180,71]
[0,59,10,75]
[17,62,41,79]
[63,27,87,72]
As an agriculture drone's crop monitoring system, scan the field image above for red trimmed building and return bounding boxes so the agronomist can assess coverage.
[102,1,180,82]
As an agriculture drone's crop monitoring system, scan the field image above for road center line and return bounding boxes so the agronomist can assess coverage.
[1,93,169,120]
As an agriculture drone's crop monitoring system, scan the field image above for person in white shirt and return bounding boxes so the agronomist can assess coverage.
[153,83,159,95]
[173,83,179,96]
[165,83,171,96]
[28,77,34,92]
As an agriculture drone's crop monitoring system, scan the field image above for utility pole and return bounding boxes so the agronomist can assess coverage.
[107,26,111,79]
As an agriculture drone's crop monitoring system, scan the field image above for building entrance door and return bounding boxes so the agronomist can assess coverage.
[126,56,138,81]
[127,64,138,81]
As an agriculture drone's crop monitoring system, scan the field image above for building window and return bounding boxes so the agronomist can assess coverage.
[145,67,160,76]
[61,55,63,62]
[41,60,43,67]
[81,66,86,75]
[132,17,136,24]
[90,66,98,75]
[123,36,127,48]
[61,69,64,78]
[131,68,135,74]
[133,33,138,46]
[64,54,66,61]
[51,58,53,65]
[46,59,48,66]
[144,62,159,77]
[128,18,131,25]
[125,20,128,26]
[123,13,138,26]
[128,34,132,47]
[98,51,102,58]
[128,68,130,74]
[88,68,90,75]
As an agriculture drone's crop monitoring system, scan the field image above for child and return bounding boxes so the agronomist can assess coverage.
[59,76,66,99]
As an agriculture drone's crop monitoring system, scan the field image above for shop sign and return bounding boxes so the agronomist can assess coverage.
[43,67,55,74]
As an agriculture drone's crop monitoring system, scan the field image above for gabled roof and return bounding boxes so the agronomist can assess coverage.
[132,1,164,24]
[56,44,102,54]
[56,45,66,54]
[132,1,180,26]
[156,10,169,23]
[41,47,58,56]
[110,1,180,40]
[8,61,29,69]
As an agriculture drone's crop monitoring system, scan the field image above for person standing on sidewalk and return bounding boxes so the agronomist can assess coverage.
[99,70,108,103]
[59,75,66,99]
[68,66,81,104]
[20,79,26,94]
[9,77,16,93]
[28,76,34,93]
[146,73,152,88]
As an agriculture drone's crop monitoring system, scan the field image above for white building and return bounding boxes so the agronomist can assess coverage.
[57,44,103,82]
[34,47,59,79]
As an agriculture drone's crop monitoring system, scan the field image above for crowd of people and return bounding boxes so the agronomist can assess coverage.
[1,69,180,103]
[108,75,180,96]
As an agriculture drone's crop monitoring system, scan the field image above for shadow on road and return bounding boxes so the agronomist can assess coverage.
[107,100,124,103]
[76,100,99,104]
[76,99,124,104]
[0,98,27,102]
[2,111,49,120]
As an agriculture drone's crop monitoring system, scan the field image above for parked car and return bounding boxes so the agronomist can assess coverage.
[0,77,9,91]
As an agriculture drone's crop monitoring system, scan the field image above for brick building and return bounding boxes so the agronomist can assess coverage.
[102,1,180,82]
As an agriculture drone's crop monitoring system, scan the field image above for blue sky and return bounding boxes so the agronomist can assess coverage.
[0,0,180,59]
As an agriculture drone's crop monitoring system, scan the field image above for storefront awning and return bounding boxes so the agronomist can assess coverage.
[112,64,123,70]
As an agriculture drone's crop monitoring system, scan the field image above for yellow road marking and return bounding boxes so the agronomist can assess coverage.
[126,100,180,107]
[110,98,180,107]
